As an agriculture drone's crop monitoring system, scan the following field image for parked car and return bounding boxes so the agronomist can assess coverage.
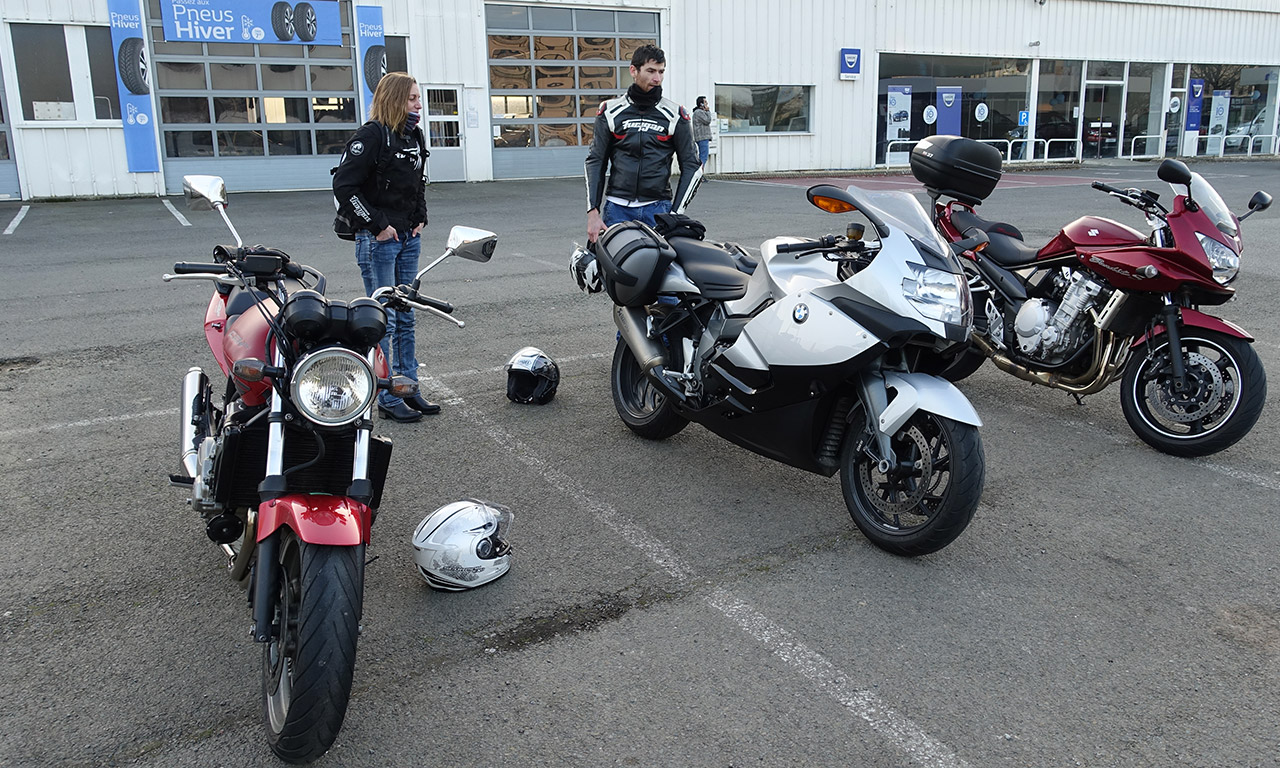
[1225,113,1268,152]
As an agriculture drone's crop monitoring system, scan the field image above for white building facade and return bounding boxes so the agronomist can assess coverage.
[1,0,1278,199]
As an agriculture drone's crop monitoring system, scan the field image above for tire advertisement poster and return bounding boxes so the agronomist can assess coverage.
[355,6,386,121]
[108,0,160,172]
[158,0,341,46]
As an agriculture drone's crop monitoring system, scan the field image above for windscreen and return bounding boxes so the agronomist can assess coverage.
[1185,172,1237,237]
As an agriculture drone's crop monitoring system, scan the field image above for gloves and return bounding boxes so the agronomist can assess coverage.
[569,244,603,294]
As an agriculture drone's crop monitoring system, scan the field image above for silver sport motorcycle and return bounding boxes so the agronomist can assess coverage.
[590,184,986,556]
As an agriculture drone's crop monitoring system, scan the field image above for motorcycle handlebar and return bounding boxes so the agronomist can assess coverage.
[775,240,820,254]
[172,262,228,274]
[405,289,454,314]
[1091,181,1123,194]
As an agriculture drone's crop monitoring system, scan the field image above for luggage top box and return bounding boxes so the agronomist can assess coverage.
[909,135,1003,206]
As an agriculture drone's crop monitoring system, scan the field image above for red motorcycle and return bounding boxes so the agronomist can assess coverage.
[165,175,495,763]
[911,135,1272,456]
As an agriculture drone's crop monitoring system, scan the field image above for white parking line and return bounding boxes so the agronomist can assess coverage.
[423,373,970,768]
[162,199,191,226]
[3,205,30,235]
[0,408,176,440]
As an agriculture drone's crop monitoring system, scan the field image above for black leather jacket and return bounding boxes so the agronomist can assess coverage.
[584,93,701,213]
[331,120,427,235]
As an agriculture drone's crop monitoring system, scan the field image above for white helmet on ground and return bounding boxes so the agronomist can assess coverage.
[504,346,560,405]
[412,499,514,591]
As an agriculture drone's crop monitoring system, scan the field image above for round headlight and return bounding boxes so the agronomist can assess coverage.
[290,347,375,426]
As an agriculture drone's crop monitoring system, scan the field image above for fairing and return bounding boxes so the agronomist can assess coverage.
[257,493,373,546]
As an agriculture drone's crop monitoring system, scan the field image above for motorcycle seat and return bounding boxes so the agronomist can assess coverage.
[949,209,1025,241]
[667,237,752,300]
[950,210,1039,266]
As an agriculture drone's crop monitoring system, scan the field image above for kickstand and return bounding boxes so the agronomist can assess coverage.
[1070,393,1085,406]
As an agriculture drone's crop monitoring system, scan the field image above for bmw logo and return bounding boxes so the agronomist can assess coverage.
[793,303,809,323]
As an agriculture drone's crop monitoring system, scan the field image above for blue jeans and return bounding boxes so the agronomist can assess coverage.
[697,139,709,166]
[603,199,672,228]
[355,230,420,408]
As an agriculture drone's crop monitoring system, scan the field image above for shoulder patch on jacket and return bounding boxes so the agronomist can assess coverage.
[679,106,690,121]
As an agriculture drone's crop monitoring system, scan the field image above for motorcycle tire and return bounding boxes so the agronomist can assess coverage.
[610,336,688,440]
[840,412,983,557]
[263,530,363,764]
[1120,328,1266,457]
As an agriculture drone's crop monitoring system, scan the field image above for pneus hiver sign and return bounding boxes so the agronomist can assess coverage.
[159,0,341,46]
[108,0,160,172]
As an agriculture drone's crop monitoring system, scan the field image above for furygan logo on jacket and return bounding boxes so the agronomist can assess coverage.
[621,118,669,134]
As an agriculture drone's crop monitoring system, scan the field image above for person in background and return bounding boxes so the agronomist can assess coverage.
[332,71,439,423]
[692,95,713,167]
[584,44,702,244]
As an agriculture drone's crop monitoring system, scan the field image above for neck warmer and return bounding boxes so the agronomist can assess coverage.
[403,111,421,133]
[627,84,662,110]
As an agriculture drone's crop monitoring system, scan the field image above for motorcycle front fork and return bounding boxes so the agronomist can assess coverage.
[1159,297,1189,392]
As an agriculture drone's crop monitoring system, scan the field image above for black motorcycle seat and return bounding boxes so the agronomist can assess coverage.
[981,232,1042,267]
[950,209,1025,240]
[667,237,752,300]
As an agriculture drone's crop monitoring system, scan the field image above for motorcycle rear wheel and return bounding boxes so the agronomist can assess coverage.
[263,530,363,764]
[611,337,688,440]
[840,412,983,557]
[1120,328,1266,457]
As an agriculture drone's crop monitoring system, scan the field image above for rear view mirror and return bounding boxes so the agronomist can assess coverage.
[182,175,228,211]
[447,225,498,262]
[1240,190,1273,221]
[1156,159,1192,186]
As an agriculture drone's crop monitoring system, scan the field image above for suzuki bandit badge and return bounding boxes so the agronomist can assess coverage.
[793,303,809,323]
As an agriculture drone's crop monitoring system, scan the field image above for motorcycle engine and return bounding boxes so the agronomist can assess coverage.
[1011,272,1104,364]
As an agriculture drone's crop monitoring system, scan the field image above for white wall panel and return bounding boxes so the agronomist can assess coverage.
[13,127,160,197]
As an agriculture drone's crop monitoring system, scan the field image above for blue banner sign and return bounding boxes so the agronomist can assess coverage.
[355,6,387,120]
[1185,79,1205,132]
[108,0,160,172]
[936,86,962,136]
[159,0,341,46]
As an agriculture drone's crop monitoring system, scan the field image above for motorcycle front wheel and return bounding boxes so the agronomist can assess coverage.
[1120,328,1266,457]
[611,336,688,440]
[263,529,363,764]
[841,412,984,557]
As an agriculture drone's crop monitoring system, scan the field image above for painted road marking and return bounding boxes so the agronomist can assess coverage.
[3,205,30,235]
[163,199,192,226]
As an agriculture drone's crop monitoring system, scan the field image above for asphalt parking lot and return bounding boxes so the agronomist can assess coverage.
[2,158,1280,767]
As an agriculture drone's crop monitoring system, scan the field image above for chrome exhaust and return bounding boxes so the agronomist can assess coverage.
[180,367,208,479]
[613,304,666,372]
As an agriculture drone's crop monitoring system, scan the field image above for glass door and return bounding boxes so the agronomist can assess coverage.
[421,84,465,182]
[1123,63,1166,157]
[1083,83,1123,158]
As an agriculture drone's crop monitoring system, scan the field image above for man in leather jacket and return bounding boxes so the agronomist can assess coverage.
[584,45,702,244]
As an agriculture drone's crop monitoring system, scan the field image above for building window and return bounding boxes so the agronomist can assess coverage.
[148,0,359,158]
[485,3,658,150]
[716,85,812,134]
[85,27,122,120]
[11,24,76,120]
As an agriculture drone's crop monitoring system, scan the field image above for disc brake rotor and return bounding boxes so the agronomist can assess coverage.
[1147,351,1225,423]
[860,424,934,516]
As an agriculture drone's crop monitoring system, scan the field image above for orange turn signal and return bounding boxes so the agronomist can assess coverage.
[813,196,857,214]
[387,375,419,398]
[232,358,267,382]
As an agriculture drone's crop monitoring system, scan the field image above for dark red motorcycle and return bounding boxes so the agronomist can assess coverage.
[165,175,495,762]
[911,135,1272,457]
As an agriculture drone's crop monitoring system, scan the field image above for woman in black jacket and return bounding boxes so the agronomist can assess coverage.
[332,72,437,422]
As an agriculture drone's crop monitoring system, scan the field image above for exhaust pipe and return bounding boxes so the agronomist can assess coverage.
[180,367,208,479]
[613,304,666,372]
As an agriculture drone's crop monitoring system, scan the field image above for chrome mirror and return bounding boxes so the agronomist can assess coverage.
[183,175,228,211]
[447,225,498,263]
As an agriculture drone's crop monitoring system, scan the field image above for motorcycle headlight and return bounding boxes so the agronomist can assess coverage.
[902,263,972,328]
[290,347,375,426]
[1197,232,1239,285]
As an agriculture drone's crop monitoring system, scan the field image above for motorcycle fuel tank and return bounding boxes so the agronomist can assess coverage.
[1039,216,1146,258]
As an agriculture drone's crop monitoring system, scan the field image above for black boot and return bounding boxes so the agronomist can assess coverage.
[406,393,442,415]
[378,401,423,423]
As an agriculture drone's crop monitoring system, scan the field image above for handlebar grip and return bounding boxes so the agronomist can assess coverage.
[775,241,819,254]
[414,293,454,314]
[172,262,228,274]
[1092,181,1122,194]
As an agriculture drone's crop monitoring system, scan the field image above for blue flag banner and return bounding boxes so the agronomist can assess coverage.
[159,0,341,46]
[108,0,160,172]
[936,86,962,136]
[1185,79,1205,132]
[355,6,386,120]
